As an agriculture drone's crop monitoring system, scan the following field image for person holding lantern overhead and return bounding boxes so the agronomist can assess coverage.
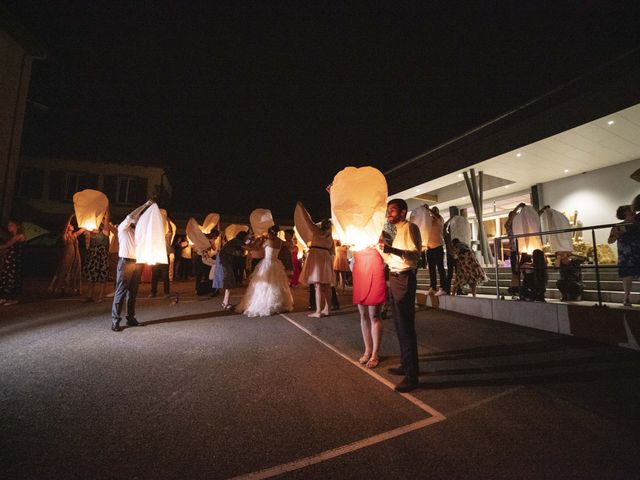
[380,198,422,392]
[110,199,154,332]
[295,201,335,318]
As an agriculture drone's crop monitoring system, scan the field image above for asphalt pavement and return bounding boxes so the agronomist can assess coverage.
[1,280,639,479]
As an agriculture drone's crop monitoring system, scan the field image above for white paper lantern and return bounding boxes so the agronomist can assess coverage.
[186,217,212,255]
[330,166,387,251]
[201,213,220,234]
[409,205,432,248]
[512,205,543,254]
[541,208,572,253]
[73,189,108,231]
[225,224,249,241]
[250,209,275,236]
[449,216,471,246]
[135,203,168,265]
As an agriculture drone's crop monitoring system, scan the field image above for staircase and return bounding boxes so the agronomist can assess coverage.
[416,266,640,304]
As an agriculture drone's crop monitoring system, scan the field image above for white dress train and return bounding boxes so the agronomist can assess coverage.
[237,245,294,317]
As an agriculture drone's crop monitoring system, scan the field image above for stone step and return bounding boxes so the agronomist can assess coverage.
[473,285,636,304]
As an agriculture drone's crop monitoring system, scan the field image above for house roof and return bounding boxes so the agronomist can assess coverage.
[385,47,640,196]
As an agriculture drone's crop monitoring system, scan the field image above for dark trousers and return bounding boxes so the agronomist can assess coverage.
[193,254,211,295]
[427,245,446,290]
[151,264,170,295]
[389,270,419,379]
[446,253,455,293]
[308,285,340,309]
[112,258,143,320]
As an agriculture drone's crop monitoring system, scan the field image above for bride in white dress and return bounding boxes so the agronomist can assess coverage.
[237,225,294,317]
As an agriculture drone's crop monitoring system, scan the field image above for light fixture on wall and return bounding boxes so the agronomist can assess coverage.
[607,120,615,125]
[564,169,569,173]
[516,153,522,157]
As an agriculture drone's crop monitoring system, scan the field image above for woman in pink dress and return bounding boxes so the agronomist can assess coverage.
[352,245,386,368]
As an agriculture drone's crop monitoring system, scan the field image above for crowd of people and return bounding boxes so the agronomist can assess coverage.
[1,192,640,390]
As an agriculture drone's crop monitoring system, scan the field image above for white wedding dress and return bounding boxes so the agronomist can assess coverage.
[237,245,294,317]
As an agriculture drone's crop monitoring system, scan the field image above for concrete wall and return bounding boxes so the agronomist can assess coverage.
[540,158,640,244]
[423,294,640,351]
[0,30,33,222]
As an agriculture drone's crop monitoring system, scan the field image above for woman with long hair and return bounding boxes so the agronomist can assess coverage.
[49,216,85,297]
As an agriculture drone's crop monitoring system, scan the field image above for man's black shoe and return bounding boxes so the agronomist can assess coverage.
[126,317,143,327]
[111,319,121,332]
[387,367,406,376]
[394,376,419,393]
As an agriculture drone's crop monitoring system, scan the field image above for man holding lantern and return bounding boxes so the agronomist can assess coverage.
[381,198,422,392]
[111,199,154,332]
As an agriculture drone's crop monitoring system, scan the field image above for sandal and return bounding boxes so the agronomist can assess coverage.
[365,357,380,369]
[221,302,233,310]
[358,354,370,365]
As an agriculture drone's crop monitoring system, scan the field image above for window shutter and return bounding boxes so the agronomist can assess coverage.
[80,173,99,190]
[49,170,65,201]
[103,175,118,203]
[134,177,148,204]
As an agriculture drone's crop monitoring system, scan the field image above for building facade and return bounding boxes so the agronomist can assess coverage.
[14,156,171,228]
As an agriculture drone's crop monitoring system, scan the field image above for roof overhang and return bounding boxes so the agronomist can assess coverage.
[387,48,640,205]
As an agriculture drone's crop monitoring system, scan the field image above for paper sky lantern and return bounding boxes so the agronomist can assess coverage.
[409,205,432,248]
[225,224,249,241]
[250,209,275,236]
[294,203,316,246]
[540,208,572,253]
[512,205,543,254]
[449,216,471,246]
[73,189,108,231]
[201,213,220,234]
[135,203,168,265]
[186,217,211,255]
[330,166,387,251]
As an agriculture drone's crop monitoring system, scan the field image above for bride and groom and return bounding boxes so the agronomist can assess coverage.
[236,225,294,317]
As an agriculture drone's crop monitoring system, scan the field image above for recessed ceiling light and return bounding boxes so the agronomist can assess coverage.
[505,185,510,189]
[516,153,522,157]
[457,173,463,178]
[607,120,615,125]
[564,169,569,173]
[416,188,420,192]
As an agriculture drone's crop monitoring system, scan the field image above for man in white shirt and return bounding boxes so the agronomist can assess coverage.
[381,198,422,392]
[111,200,153,332]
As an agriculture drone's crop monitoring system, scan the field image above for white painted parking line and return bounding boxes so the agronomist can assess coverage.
[229,416,442,480]
[279,313,445,419]
[226,314,447,480]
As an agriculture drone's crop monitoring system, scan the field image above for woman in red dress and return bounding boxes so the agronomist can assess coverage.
[352,245,386,368]
[286,229,301,287]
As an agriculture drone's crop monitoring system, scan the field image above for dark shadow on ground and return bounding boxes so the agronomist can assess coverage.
[143,310,238,326]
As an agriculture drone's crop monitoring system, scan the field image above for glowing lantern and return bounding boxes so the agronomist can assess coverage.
[250,209,275,236]
[449,216,471,245]
[201,213,220,234]
[409,205,432,248]
[73,189,108,231]
[512,205,543,254]
[540,207,572,253]
[135,203,168,265]
[186,217,211,255]
[330,166,387,251]
[225,224,249,241]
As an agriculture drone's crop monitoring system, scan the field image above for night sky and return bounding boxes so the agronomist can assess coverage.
[5,1,640,220]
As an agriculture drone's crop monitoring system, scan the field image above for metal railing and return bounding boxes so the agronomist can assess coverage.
[492,221,635,307]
